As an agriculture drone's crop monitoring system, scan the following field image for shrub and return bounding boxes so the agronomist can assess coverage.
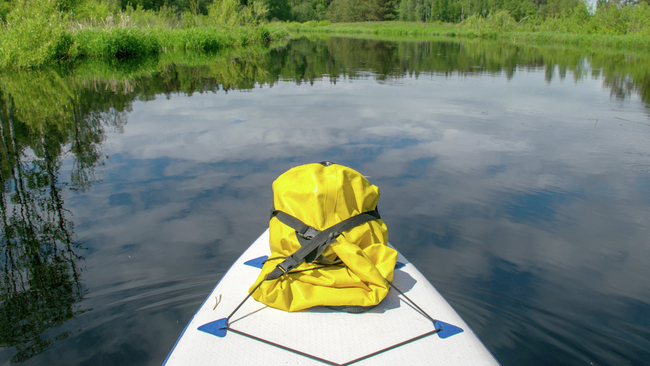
[0,0,73,67]
[463,10,517,34]
[73,0,115,20]
[126,4,181,28]
[173,27,225,51]
[73,28,159,58]
[627,2,650,36]
[208,0,268,28]
[590,1,629,35]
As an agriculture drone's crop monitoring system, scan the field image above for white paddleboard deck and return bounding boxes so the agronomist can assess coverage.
[164,229,499,365]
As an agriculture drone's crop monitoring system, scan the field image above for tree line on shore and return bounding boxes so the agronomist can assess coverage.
[2,0,649,25]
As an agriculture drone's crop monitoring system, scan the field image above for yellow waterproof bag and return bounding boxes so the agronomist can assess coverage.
[250,162,397,312]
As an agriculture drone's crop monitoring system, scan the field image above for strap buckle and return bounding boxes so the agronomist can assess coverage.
[297,226,320,240]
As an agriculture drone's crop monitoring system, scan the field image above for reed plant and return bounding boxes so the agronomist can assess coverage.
[72,28,159,58]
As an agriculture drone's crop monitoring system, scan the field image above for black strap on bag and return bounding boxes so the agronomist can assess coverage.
[216,162,446,363]
[265,208,381,281]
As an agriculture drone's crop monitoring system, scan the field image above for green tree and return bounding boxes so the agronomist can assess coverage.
[429,0,462,22]
[291,0,331,21]
[119,0,212,14]
[264,0,290,19]
[328,0,396,22]
[398,0,537,23]
[540,0,583,17]
[56,0,85,12]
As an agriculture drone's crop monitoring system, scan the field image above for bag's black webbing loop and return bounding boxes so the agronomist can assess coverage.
[267,209,381,280]
[271,210,313,237]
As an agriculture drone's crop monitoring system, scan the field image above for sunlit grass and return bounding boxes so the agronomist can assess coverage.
[282,20,650,51]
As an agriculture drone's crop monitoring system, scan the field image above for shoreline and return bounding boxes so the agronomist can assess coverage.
[278,21,650,52]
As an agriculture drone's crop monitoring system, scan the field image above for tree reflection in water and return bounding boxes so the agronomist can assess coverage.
[0,70,126,363]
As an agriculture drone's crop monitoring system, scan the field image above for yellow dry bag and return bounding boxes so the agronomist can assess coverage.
[250,162,397,312]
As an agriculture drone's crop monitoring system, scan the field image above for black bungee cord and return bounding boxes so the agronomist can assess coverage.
[219,261,442,366]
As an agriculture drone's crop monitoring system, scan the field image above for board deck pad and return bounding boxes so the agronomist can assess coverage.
[164,230,500,365]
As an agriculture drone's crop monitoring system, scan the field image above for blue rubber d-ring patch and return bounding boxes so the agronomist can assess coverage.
[435,320,464,339]
[244,256,268,269]
[198,318,228,338]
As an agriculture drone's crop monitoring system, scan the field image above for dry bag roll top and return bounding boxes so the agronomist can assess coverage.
[250,162,398,312]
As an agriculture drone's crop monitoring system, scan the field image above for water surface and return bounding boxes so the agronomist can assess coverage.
[1,37,649,366]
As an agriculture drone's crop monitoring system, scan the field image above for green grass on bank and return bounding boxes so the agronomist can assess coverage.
[283,20,457,36]
[0,25,284,68]
[0,0,287,69]
[70,26,276,57]
[280,20,650,51]
[505,31,650,50]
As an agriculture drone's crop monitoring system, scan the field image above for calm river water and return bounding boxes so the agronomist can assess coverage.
[1,36,649,366]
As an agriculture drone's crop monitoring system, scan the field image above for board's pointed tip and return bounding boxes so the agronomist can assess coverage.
[435,320,464,339]
[198,318,228,338]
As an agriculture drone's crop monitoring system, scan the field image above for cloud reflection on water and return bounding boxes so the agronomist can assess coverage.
[6,44,650,365]
[53,70,650,365]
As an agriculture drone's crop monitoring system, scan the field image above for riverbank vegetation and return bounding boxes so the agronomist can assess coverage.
[0,0,287,68]
[2,0,649,68]
[285,0,650,50]
[284,0,650,35]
